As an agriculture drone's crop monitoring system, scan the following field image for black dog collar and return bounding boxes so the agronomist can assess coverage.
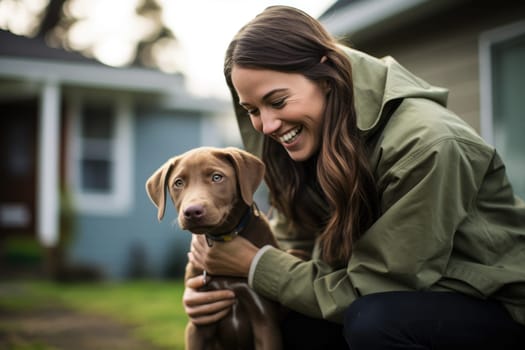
[204,203,259,247]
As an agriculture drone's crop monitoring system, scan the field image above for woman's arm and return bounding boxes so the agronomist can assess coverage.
[249,135,491,323]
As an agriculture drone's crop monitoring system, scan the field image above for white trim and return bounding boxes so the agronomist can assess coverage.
[37,80,60,246]
[0,56,184,93]
[67,93,80,199]
[0,57,228,113]
[478,20,525,145]
[113,95,134,213]
[68,93,134,216]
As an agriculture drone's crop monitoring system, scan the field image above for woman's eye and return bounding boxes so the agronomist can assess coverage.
[174,179,184,188]
[211,173,224,182]
[247,108,259,116]
[271,98,286,109]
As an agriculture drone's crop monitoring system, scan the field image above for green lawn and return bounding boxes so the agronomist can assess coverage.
[0,280,188,349]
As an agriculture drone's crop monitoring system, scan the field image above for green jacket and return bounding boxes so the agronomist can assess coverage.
[236,47,525,325]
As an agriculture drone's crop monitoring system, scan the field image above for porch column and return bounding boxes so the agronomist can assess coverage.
[37,80,61,247]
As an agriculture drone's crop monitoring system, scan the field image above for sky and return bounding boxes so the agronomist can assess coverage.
[161,1,336,99]
[0,0,336,100]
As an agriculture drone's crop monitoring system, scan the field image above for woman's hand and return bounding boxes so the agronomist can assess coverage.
[183,235,259,326]
[189,235,259,278]
[182,274,236,326]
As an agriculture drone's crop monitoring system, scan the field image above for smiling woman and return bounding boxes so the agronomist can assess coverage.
[184,5,525,349]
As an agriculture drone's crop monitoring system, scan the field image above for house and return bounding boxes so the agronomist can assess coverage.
[0,30,234,280]
[319,0,525,199]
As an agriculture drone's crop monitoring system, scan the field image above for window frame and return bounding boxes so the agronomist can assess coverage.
[67,92,134,215]
[479,19,525,145]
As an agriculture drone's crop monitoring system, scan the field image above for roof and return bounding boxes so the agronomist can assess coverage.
[0,29,185,94]
[319,0,469,41]
[0,30,99,64]
[0,30,231,112]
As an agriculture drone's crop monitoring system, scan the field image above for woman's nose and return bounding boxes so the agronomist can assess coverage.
[260,110,282,135]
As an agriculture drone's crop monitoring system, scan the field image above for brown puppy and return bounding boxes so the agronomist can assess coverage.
[146,146,282,350]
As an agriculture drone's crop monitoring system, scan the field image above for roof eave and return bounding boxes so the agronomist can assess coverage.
[0,56,185,94]
[320,0,466,42]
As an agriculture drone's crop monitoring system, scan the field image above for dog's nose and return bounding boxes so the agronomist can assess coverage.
[183,205,206,220]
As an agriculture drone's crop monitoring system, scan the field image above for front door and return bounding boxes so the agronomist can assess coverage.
[0,99,38,238]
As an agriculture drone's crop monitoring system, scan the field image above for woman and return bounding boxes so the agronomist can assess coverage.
[184,5,525,349]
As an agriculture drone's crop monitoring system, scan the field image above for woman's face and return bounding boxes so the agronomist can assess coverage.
[231,65,327,162]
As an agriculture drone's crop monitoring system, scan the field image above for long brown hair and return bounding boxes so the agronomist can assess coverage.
[224,6,379,267]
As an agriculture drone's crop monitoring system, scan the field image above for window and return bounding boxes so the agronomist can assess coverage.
[80,103,114,193]
[69,94,133,215]
[480,20,525,199]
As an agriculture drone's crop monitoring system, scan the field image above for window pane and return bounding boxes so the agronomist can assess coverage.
[82,159,112,192]
[79,101,115,194]
[82,104,114,139]
[82,139,112,159]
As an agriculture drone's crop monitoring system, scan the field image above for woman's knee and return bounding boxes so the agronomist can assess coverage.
[343,292,402,349]
[344,291,525,350]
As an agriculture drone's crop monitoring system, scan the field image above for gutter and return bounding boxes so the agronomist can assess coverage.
[320,0,465,41]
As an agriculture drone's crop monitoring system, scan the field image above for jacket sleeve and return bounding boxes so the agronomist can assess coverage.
[251,137,489,323]
[269,210,317,254]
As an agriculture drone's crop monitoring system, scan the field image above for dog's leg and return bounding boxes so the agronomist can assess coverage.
[235,286,283,350]
[185,323,199,350]
[186,323,219,350]
[253,322,282,350]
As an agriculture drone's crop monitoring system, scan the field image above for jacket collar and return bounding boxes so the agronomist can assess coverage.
[341,46,449,134]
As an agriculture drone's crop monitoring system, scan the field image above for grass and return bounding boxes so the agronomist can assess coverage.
[0,280,188,349]
[0,335,57,350]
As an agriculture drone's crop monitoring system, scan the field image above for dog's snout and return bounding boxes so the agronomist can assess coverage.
[183,204,206,220]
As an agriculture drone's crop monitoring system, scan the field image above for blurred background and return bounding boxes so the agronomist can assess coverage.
[0,0,523,348]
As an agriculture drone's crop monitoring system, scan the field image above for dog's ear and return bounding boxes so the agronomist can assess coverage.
[224,147,265,205]
[145,158,176,221]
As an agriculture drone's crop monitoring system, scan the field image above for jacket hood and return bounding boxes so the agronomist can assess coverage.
[235,46,449,157]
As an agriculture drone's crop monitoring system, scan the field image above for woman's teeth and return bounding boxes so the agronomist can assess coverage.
[280,126,302,144]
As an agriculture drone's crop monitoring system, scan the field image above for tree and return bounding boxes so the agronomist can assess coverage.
[0,0,180,72]
[37,0,67,38]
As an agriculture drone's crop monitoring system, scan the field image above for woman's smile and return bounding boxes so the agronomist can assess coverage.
[278,125,303,145]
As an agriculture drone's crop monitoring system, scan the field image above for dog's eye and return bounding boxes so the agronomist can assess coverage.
[211,173,223,182]
[174,178,184,188]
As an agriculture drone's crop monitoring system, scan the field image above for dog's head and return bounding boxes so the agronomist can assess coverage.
[145,147,265,232]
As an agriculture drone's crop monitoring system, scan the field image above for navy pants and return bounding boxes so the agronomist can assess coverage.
[283,291,525,349]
